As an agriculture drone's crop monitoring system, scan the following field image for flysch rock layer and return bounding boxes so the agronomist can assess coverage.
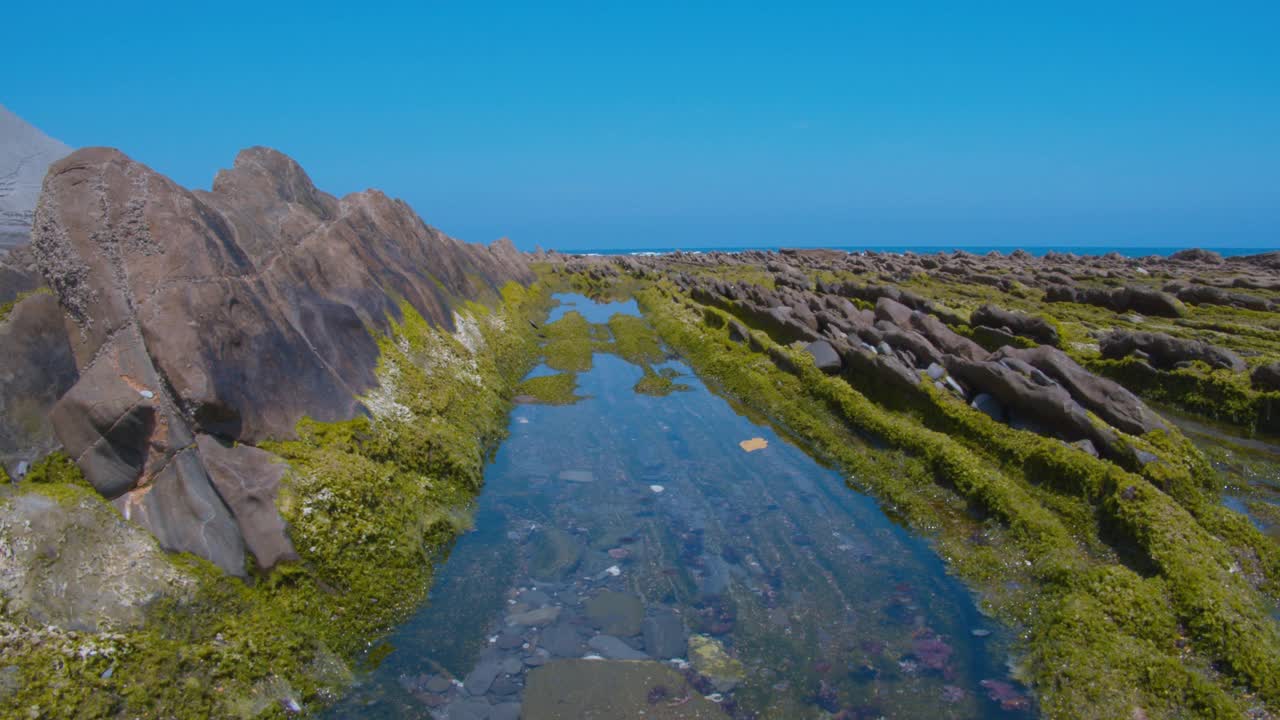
[24,146,532,574]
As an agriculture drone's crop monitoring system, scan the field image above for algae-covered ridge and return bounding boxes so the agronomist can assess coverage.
[1,281,555,718]
[536,259,1280,719]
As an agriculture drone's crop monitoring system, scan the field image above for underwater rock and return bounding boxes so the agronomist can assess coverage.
[588,634,649,660]
[687,635,745,692]
[585,590,645,636]
[643,612,688,659]
[530,528,583,581]
[540,622,587,658]
[508,606,561,627]
[523,659,727,719]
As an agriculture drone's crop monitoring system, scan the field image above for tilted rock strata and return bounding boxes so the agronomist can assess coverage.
[28,146,532,573]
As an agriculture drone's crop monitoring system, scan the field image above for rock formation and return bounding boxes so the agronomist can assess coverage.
[19,146,532,574]
[0,105,73,303]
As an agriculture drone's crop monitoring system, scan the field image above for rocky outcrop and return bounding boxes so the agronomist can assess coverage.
[971,304,1060,346]
[1045,284,1187,318]
[1100,331,1247,372]
[25,146,532,573]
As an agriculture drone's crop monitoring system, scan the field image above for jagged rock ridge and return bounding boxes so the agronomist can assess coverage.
[28,146,532,573]
[0,104,72,251]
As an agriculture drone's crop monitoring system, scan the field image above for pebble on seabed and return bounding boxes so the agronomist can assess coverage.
[649,484,665,493]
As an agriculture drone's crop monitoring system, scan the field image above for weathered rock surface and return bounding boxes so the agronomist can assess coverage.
[22,146,531,572]
[195,434,297,570]
[1045,284,1186,318]
[0,486,194,631]
[1100,331,1247,372]
[971,304,1060,346]
[0,293,78,477]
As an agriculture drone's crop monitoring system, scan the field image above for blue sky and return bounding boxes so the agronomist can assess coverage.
[6,2,1278,251]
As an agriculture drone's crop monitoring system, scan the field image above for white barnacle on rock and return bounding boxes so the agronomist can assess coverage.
[453,311,486,356]
[364,357,414,422]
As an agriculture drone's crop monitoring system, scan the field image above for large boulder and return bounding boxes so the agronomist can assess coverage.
[1099,331,1246,372]
[26,146,532,573]
[944,354,1119,456]
[999,345,1167,436]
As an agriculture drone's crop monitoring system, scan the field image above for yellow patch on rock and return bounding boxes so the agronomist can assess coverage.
[739,437,768,452]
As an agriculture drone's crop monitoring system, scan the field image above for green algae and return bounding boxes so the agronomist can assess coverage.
[0,287,51,324]
[633,367,691,396]
[623,280,1280,718]
[1,281,553,718]
[542,310,596,372]
[516,372,585,405]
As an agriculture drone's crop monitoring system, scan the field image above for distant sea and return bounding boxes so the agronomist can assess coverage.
[565,245,1273,258]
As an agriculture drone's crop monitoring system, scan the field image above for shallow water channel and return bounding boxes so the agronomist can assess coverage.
[327,295,1034,719]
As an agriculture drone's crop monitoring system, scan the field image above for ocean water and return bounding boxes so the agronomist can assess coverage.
[326,294,1034,719]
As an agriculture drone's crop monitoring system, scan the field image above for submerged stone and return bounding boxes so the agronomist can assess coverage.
[530,528,583,581]
[523,659,727,719]
[585,590,645,636]
[688,635,745,691]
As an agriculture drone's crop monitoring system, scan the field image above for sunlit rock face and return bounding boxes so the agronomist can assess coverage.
[26,145,532,573]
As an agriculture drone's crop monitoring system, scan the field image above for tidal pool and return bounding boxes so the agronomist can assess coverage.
[327,295,1033,719]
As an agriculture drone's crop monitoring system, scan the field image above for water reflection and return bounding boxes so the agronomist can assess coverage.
[328,295,1033,719]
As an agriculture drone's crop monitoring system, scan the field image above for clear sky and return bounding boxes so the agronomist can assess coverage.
[5,2,1278,251]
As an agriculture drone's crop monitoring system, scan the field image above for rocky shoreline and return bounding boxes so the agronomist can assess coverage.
[0,120,1277,716]
[535,249,1280,718]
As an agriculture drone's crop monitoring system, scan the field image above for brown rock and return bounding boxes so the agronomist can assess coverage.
[195,435,297,570]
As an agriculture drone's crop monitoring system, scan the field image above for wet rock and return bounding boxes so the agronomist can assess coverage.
[588,634,649,660]
[425,675,453,693]
[540,623,586,658]
[585,590,644,636]
[497,632,525,650]
[490,675,521,696]
[688,635,745,692]
[448,699,494,720]
[508,606,561,627]
[490,703,522,720]
[530,528,583,581]
[642,612,688,659]
[523,659,727,719]
[465,660,502,695]
[500,657,524,675]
